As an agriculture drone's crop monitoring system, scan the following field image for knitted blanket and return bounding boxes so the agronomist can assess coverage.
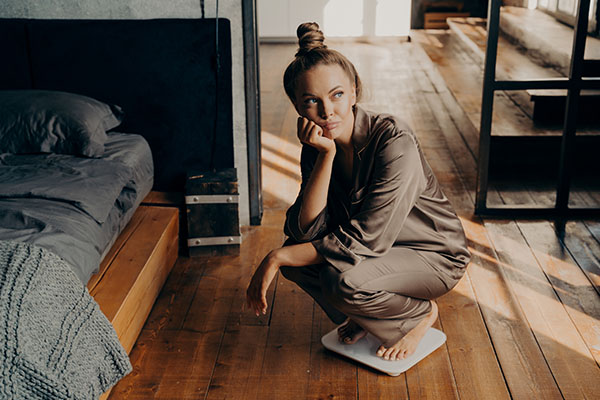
[0,240,132,399]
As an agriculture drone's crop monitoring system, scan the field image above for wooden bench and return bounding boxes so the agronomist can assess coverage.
[86,205,179,400]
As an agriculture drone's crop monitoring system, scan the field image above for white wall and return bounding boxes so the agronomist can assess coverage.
[258,0,412,39]
[0,0,251,226]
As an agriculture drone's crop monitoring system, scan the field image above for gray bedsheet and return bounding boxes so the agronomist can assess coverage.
[0,132,153,284]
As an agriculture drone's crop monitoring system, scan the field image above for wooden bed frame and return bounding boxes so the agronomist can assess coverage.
[86,203,179,400]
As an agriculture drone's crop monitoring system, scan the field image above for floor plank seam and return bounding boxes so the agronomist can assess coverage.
[431,316,461,400]
[464,236,515,400]
[179,263,213,331]
[253,302,280,397]
[203,317,228,400]
[266,272,280,326]
[422,66,478,164]
[584,222,600,243]
[305,301,317,397]
[409,45,480,201]
[523,316,567,400]
[554,223,600,298]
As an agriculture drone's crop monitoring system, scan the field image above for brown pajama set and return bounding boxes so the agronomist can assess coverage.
[280,105,471,347]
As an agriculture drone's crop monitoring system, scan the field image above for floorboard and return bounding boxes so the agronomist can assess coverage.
[306,304,357,399]
[485,220,600,399]
[109,36,600,399]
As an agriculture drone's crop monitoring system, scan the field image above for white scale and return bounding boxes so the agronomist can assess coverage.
[321,327,447,376]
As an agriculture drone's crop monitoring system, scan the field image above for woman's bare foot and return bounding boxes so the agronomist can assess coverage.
[337,319,367,344]
[376,301,438,361]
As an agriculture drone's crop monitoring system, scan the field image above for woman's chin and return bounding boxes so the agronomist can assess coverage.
[322,131,335,140]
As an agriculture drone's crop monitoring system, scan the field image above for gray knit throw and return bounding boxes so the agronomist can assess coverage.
[0,240,132,399]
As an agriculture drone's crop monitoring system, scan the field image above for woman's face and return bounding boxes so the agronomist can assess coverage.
[293,63,356,141]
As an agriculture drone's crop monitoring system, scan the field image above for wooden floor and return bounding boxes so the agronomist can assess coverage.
[108,38,600,399]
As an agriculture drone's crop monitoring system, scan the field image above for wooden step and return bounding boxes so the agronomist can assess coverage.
[500,6,600,76]
[489,135,600,178]
[528,89,600,124]
[88,205,179,399]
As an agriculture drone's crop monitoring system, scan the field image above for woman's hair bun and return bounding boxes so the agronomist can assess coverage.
[296,22,326,56]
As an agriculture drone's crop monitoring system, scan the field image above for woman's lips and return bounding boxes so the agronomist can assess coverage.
[323,122,340,130]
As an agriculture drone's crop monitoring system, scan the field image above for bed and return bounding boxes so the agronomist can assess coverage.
[0,131,154,285]
[0,89,158,398]
[0,17,232,399]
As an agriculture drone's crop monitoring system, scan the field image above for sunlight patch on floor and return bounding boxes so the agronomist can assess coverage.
[460,217,600,363]
[261,130,301,207]
[262,130,301,156]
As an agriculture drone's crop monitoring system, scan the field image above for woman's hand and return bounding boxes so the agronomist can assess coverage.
[246,250,280,316]
[297,117,335,154]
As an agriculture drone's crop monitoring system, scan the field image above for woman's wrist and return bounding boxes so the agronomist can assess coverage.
[266,249,283,270]
[318,147,336,162]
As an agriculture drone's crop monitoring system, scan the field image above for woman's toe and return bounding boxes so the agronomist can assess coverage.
[384,348,394,360]
[337,324,350,340]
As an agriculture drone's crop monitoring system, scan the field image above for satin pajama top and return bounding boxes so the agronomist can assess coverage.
[284,105,471,274]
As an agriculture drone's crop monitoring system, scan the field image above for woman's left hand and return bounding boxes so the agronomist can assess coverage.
[246,251,280,316]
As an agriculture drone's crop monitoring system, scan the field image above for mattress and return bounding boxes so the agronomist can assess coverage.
[0,132,153,284]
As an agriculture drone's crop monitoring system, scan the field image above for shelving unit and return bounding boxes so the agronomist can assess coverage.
[475,0,600,217]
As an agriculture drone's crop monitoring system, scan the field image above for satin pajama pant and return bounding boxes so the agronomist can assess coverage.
[280,246,465,347]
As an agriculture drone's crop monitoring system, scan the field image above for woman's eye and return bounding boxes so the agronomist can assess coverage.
[304,98,317,105]
[333,92,343,99]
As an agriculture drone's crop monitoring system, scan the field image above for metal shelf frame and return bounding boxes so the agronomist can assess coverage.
[475,0,600,218]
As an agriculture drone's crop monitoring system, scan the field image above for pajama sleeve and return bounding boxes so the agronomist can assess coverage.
[312,124,427,272]
[284,145,330,242]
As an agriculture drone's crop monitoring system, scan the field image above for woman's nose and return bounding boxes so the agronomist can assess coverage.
[319,100,333,120]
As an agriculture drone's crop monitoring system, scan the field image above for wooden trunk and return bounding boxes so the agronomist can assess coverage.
[185,168,241,256]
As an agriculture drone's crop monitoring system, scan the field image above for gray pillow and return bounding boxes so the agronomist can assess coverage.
[0,90,123,157]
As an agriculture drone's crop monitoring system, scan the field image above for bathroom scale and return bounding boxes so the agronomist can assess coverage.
[321,327,446,376]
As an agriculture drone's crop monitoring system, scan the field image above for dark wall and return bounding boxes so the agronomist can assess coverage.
[0,18,233,191]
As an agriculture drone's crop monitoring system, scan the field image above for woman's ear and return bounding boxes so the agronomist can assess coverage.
[351,84,357,106]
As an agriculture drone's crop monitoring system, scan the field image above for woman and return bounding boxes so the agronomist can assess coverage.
[247,23,470,361]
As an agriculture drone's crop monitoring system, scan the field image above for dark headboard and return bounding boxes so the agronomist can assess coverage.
[0,18,233,191]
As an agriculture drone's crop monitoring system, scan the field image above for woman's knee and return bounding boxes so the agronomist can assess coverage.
[319,266,362,308]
